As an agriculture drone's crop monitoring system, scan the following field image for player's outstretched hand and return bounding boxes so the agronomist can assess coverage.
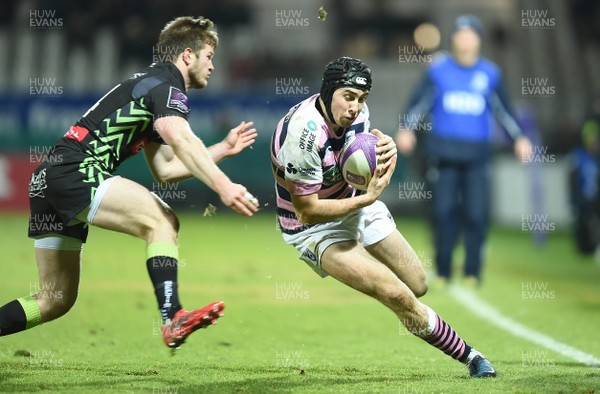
[365,154,397,202]
[223,121,257,157]
[371,129,397,171]
[218,182,259,216]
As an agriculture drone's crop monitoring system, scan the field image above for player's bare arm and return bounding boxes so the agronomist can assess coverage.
[290,154,397,225]
[145,121,257,183]
[144,143,189,183]
[154,115,257,216]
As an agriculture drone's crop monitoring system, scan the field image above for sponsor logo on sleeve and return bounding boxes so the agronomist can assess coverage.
[64,126,89,142]
[286,163,316,177]
[166,86,190,114]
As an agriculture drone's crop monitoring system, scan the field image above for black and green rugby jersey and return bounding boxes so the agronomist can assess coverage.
[55,62,190,174]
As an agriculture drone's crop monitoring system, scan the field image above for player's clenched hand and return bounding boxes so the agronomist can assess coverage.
[223,121,257,157]
[217,182,259,216]
[365,154,397,202]
[371,129,397,171]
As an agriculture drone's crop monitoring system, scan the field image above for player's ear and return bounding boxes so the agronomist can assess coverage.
[181,48,194,65]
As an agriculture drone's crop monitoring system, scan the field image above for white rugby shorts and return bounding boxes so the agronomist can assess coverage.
[282,200,396,277]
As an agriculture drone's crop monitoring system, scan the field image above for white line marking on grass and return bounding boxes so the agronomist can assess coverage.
[449,285,600,368]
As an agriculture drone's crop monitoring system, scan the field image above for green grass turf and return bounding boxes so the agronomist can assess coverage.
[0,211,599,393]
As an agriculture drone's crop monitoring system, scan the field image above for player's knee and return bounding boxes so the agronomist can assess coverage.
[139,209,179,242]
[155,209,180,240]
[151,193,179,234]
[163,208,180,234]
[145,192,180,238]
[411,279,428,298]
[409,270,428,297]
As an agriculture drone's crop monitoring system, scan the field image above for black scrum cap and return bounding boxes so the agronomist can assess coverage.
[319,57,372,126]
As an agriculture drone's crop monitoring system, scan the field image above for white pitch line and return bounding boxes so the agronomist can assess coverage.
[449,285,600,368]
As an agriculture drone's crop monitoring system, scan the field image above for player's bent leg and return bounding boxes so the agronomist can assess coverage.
[85,177,223,349]
[365,230,428,297]
[87,177,183,322]
[0,236,81,337]
[320,241,496,378]
[321,240,428,331]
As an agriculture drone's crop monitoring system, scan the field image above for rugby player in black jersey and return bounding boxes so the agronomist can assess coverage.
[0,16,259,349]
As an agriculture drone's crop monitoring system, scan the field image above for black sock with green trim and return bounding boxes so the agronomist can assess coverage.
[0,297,41,336]
[146,243,182,324]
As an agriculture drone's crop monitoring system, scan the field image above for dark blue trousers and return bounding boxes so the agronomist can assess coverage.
[430,159,490,280]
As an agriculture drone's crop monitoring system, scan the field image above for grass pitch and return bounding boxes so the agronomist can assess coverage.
[0,211,599,393]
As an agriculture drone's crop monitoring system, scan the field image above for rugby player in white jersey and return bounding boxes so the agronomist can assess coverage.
[271,57,496,378]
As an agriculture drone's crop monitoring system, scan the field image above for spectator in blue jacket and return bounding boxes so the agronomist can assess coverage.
[396,15,531,287]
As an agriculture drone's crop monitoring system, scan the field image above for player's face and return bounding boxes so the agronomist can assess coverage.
[330,87,369,129]
[189,44,215,89]
[452,28,481,56]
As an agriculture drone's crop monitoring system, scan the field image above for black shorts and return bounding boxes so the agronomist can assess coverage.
[28,147,113,243]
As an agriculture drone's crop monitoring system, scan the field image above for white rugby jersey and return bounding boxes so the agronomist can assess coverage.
[270,94,371,234]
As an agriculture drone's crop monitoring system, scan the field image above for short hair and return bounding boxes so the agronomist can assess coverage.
[156,16,218,62]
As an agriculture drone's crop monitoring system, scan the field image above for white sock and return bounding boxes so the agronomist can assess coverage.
[424,305,437,336]
[466,349,483,364]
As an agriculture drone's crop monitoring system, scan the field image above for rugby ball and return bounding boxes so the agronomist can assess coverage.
[339,133,379,190]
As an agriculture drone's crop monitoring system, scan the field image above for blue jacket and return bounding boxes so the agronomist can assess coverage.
[404,53,523,162]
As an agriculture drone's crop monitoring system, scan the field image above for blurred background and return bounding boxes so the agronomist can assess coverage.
[1,0,599,247]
